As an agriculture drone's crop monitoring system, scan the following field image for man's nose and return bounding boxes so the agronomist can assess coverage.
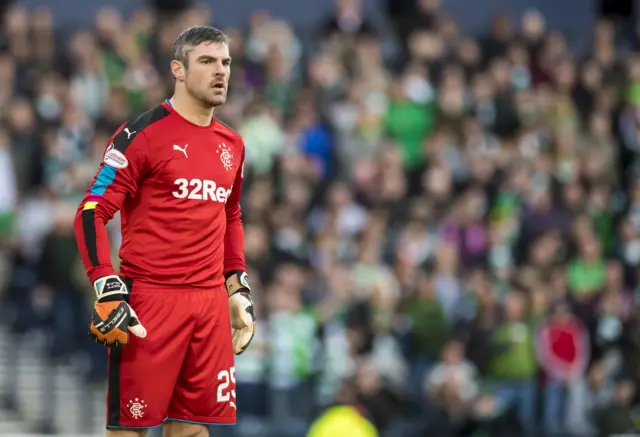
[214,63,226,76]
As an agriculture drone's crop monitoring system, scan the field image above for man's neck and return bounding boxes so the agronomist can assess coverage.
[169,94,214,127]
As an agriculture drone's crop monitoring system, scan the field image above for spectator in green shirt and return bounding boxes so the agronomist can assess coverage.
[385,69,436,170]
[486,292,537,436]
[568,236,605,299]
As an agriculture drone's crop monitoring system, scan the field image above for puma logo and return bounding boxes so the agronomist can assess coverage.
[173,144,188,158]
[124,128,136,139]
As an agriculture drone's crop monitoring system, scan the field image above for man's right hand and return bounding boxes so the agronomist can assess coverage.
[89,275,147,347]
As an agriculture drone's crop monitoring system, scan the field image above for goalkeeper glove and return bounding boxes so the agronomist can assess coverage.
[225,270,256,355]
[89,275,147,347]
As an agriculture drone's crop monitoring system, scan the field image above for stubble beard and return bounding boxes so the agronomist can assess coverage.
[186,81,226,108]
[199,87,226,108]
[210,93,226,107]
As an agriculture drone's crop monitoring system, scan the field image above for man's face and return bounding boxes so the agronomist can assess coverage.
[183,41,231,107]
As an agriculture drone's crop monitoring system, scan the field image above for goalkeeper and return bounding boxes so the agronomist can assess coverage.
[73,26,255,437]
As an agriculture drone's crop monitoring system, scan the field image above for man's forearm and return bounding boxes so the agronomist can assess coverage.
[223,218,246,274]
[73,202,116,283]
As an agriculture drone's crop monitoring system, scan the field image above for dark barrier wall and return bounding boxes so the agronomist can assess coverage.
[17,0,595,34]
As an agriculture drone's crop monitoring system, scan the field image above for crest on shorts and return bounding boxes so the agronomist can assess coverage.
[127,398,147,419]
[217,143,234,171]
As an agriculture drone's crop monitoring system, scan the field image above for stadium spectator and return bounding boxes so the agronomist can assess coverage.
[1,2,640,437]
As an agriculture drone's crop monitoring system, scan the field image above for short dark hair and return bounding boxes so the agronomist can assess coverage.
[170,26,228,67]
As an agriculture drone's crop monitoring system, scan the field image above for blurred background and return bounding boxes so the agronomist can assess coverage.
[0,0,639,436]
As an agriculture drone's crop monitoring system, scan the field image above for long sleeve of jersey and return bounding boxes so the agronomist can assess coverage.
[74,128,150,284]
[223,147,247,274]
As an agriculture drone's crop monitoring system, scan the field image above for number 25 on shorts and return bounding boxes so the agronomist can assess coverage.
[217,366,236,409]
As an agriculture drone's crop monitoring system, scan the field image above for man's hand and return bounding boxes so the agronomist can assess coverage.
[225,270,256,355]
[89,275,147,347]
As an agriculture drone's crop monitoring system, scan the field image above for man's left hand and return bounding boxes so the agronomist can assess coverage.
[225,270,256,355]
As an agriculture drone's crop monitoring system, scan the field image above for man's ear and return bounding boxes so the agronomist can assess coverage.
[170,60,185,81]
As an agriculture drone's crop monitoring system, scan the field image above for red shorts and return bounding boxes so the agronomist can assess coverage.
[105,281,236,429]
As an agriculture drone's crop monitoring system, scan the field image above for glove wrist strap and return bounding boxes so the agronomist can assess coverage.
[93,275,129,301]
[225,270,251,297]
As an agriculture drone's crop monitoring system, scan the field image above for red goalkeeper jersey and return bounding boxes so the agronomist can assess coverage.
[74,101,246,288]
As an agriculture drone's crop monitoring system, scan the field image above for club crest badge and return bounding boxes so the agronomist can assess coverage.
[217,143,234,171]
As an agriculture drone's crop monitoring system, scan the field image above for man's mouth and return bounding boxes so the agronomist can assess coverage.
[212,82,225,89]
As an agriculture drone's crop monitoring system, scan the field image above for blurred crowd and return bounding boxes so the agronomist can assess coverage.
[1,0,640,436]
